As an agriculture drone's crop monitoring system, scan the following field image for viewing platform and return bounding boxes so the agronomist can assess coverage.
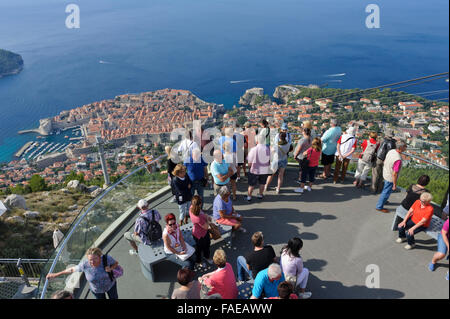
[45,164,448,299]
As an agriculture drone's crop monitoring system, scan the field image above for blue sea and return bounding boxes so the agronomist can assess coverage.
[0,0,448,163]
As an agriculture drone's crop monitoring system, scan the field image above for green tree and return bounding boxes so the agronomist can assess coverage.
[29,174,48,192]
[65,171,85,185]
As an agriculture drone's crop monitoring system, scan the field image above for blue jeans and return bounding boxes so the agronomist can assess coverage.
[236,256,253,282]
[92,281,118,299]
[191,180,204,203]
[376,181,393,209]
[398,219,427,245]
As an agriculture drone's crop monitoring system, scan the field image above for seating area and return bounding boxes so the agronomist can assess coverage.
[75,166,448,299]
[392,206,445,240]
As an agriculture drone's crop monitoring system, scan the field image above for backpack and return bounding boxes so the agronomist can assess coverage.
[361,140,377,164]
[377,138,396,161]
[141,210,163,242]
[102,254,123,281]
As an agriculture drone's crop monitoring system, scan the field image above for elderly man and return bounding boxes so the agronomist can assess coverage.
[246,134,271,201]
[376,140,407,213]
[123,199,162,256]
[397,192,434,250]
[319,118,342,179]
[251,263,285,299]
[211,149,234,196]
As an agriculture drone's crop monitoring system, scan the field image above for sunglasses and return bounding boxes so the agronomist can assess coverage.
[168,222,177,226]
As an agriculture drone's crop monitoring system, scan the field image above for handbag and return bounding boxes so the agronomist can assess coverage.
[208,223,222,240]
[102,254,124,281]
[177,242,195,261]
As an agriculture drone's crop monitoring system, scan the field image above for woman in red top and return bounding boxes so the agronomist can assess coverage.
[295,137,322,193]
[354,132,379,188]
[189,195,213,267]
[397,192,434,250]
[199,249,238,299]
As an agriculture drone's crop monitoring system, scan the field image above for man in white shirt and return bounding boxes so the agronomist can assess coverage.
[333,126,357,184]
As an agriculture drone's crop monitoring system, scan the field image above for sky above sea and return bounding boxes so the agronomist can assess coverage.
[0,0,448,163]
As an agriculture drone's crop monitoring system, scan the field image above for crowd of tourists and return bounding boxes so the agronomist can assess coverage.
[47,119,449,299]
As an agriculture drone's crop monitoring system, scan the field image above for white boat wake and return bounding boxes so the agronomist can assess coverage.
[99,60,114,64]
[326,73,346,77]
[230,79,253,84]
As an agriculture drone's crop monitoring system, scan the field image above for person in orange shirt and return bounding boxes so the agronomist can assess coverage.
[396,192,434,250]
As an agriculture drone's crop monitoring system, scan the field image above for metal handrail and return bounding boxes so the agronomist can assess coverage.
[38,154,167,299]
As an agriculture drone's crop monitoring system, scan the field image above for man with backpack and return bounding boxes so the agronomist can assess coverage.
[371,129,397,194]
[124,199,162,256]
[353,131,380,188]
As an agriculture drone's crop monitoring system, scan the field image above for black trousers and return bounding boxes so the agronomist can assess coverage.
[193,233,211,263]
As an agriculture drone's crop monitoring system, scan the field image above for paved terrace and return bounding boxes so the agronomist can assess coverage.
[78,166,449,299]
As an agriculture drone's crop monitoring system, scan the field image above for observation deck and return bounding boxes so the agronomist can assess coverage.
[39,163,449,299]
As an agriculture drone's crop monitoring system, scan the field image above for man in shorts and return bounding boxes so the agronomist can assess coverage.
[246,134,270,201]
[319,118,341,179]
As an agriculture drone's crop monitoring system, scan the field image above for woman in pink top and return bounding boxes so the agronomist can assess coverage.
[199,249,238,299]
[295,138,322,193]
[189,195,213,267]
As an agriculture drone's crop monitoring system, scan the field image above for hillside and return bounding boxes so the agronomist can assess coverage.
[0,49,23,78]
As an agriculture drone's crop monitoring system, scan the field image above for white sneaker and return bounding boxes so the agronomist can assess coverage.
[129,249,138,256]
[396,238,406,243]
[246,196,252,202]
[298,291,312,299]
[257,194,263,199]
[169,196,176,203]
[294,188,304,193]
[404,244,415,250]
[275,187,280,194]
[304,186,312,192]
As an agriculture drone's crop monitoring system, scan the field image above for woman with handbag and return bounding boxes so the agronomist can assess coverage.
[294,138,322,194]
[163,213,195,270]
[189,195,214,268]
[46,247,121,299]
[280,238,312,299]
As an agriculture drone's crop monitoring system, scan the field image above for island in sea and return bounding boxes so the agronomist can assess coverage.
[0,49,24,78]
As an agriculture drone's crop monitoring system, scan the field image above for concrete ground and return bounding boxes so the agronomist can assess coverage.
[79,166,449,299]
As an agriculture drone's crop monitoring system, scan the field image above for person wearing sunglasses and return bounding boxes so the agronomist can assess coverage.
[162,213,195,270]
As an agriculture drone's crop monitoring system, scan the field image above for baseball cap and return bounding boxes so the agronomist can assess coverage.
[281,123,288,130]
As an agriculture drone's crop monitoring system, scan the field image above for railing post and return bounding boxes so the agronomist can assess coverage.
[17,259,30,287]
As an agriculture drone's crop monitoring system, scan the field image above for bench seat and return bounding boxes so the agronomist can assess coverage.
[391,205,444,240]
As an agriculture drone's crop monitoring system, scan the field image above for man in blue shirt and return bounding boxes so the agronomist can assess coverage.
[184,148,208,203]
[320,118,342,179]
[251,263,285,299]
[211,149,233,196]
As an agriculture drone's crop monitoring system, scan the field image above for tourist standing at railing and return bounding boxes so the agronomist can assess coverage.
[265,132,291,194]
[376,141,407,213]
[371,129,396,194]
[319,119,342,180]
[353,132,380,188]
[162,213,195,270]
[274,122,293,145]
[161,146,178,203]
[178,129,200,163]
[234,124,246,181]
[396,193,434,250]
[223,141,238,200]
[189,195,213,268]
[124,199,162,256]
[184,148,208,205]
[259,119,271,146]
[295,138,322,194]
[302,120,317,139]
[46,247,120,299]
[246,134,271,201]
[171,164,193,226]
[293,128,312,184]
[333,127,357,184]
[211,149,234,196]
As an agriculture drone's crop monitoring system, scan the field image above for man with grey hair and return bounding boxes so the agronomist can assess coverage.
[246,133,271,201]
[211,149,234,196]
[376,140,407,213]
[319,118,342,179]
[371,129,397,194]
[251,263,285,299]
[213,185,245,233]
